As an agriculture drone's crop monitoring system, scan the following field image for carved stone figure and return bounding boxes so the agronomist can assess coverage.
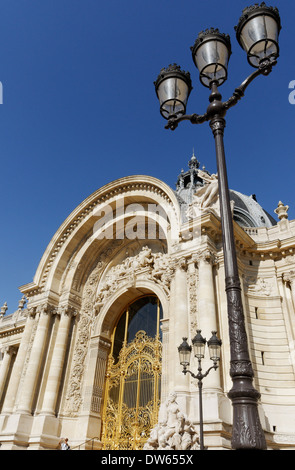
[196,171,219,208]
[187,171,220,219]
[143,392,200,450]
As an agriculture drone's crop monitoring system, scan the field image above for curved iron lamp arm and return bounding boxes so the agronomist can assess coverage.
[223,58,277,110]
[164,112,207,130]
[182,364,218,381]
[165,58,277,131]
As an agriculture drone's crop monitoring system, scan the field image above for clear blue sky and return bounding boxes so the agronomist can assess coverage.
[1,0,294,313]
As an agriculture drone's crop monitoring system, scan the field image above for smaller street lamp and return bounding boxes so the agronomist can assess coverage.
[178,331,222,450]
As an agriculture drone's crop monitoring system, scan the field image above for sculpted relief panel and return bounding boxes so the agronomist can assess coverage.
[94,246,174,314]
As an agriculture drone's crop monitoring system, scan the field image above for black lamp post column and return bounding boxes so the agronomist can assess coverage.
[208,83,266,450]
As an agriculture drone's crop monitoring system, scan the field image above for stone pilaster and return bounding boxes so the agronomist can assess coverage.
[171,257,190,393]
[196,249,221,391]
[76,335,111,446]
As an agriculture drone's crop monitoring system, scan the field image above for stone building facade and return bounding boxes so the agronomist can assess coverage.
[0,155,295,450]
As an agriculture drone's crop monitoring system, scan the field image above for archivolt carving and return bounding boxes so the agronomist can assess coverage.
[64,261,105,415]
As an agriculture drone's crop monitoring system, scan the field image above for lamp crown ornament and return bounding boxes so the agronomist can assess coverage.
[190,28,232,57]
[235,2,281,34]
[154,63,192,90]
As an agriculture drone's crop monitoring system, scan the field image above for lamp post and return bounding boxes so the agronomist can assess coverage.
[178,331,222,450]
[155,3,281,450]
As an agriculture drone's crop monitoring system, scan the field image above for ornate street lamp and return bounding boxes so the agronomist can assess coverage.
[178,331,222,450]
[154,63,192,120]
[156,3,281,450]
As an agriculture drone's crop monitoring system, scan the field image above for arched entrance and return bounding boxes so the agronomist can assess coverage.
[101,295,162,450]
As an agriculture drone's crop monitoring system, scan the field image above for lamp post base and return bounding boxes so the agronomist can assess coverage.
[228,378,266,450]
[209,105,266,450]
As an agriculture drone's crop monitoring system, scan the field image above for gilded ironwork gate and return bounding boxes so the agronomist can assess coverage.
[101,296,162,450]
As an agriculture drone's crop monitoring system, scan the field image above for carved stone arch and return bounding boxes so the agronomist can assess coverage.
[94,280,170,339]
[20,175,181,300]
[61,238,126,297]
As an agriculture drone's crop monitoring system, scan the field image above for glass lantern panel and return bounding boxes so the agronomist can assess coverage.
[157,77,189,118]
[192,341,205,359]
[157,77,188,104]
[179,349,191,366]
[195,40,229,86]
[240,15,278,61]
[209,344,221,362]
[240,15,267,52]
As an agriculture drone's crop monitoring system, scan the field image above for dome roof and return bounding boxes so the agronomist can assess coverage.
[230,189,276,228]
[175,153,276,228]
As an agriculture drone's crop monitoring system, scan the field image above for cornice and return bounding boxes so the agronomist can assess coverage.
[180,210,295,263]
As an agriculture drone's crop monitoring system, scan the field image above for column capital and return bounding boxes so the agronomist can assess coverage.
[195,248,218,266]
[1,345,17,356]
[57,304,78,317]
[36,302,57,316]
[283,271,295,286]
[26,306,37,318]
[175,257,188,272]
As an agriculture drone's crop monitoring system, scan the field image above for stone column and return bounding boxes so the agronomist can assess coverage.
[17,303,55,415]
[197,249,221,390]
[0,346,17,403]
[40,305,76,416]
[1,309,36,414]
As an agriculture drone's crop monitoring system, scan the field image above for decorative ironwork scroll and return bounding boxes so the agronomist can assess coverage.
[101,330,162,450]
